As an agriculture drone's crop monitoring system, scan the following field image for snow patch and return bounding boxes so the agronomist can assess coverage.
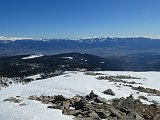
[61,57,73,60]
[22,54,44,60]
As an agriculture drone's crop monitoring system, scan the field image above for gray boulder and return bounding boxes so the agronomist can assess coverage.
[103,89,115,96]
[54,95,67,102]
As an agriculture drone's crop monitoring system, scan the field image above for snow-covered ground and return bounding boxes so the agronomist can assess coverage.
[97,71,160,90]
[0,71,160,120]
[21,54,44,60]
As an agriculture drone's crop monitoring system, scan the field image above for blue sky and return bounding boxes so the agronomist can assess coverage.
[0,0,160,39]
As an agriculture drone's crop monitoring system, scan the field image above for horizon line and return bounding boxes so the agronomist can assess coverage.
[0,35,160,41]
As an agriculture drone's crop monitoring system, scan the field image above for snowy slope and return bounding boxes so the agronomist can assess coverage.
[0,71,160,120]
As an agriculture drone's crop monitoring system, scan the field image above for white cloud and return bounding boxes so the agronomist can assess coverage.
[0,36,33,41]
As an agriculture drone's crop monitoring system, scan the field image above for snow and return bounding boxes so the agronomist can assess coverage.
[0,36,33,41]
[97,71,160,90]
[61,57,73,60]
[77,36,118,43]
[0,98,73,120]
[22,54,44,60]
[81,36,108,40]
[26,74,41,80]
[0,71,160,120]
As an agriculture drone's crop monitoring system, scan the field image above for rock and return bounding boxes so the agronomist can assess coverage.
[4,97,22,103]
[82,110,92,115]
[94,97,107,103]
[119,107,131,115]
[42,100,49,104]
[86,90,98,100]
[77,113,83,118]
[105,110,111,116]
[95,109,109,119]
[28,95,37,100]
[138,96,148,101]
[14,99,22,103]
[126,112,144,120]
[151,100,159,105]
[154,114,160,120]
[85,103,95,110]
[43,96,50,101]
[54,95,66,102]
[48,98,55,103]
[112,95,136,113]
[110,107,125,119]
[142,113,153,119]
[47,104,62,109]
[37,95,44,101]
[74,99,85,110]
[68,109,82,116]
[103,89,115,96]
[134,112,145,120]
[19,103,27,106]
[4,97,15,102]
[88,111,100,119]
[62,101,70,110]
[132,86,160,96]
[62,108,69,115]
[47,102,55,105]
[28,94,160,120]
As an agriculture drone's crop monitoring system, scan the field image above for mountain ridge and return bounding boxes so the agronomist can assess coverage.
[1,37,160,57]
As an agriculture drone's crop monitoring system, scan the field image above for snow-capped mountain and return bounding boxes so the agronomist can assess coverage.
[0,36,33,41]
[0,36,160,57]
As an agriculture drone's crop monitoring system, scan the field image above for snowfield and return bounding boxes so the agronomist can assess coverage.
[21,54,44,60]
[0,71,160,120]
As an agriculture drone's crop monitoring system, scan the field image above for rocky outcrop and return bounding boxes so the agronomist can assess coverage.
[28,91,160,120]
[4,97,22,103]
[132,86,160,96]
[98,75,140,80]
[97,75,142,85]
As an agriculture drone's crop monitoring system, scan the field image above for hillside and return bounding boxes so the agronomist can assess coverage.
[0,53,121,77]
[1,52,160,78]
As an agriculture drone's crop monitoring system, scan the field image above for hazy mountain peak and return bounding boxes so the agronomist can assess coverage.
[0,36,33,41]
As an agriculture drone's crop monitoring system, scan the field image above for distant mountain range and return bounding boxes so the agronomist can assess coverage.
[1,37,160,73]
[1,37,160,57]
